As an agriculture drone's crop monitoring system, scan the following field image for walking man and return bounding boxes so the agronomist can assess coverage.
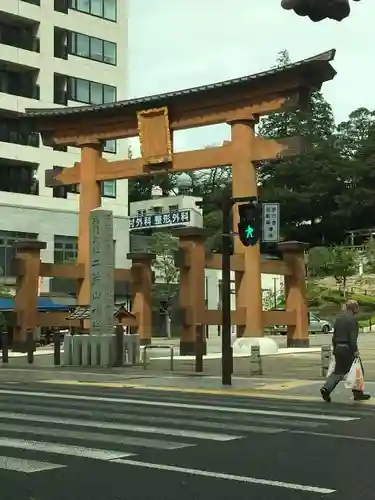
[320,299,370,403]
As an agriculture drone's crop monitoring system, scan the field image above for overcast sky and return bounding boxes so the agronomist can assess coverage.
[128,0,372,151]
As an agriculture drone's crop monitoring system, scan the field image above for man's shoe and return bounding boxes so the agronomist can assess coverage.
[353,392,371,401]
[320,387,331,403]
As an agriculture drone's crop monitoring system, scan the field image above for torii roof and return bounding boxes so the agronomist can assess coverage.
[23,49,336,122]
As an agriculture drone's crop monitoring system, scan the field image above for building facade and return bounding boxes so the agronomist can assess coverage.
[129,192,204,248]
[0,0,129,298]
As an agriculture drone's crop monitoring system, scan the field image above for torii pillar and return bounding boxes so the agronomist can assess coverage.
[174,228,207,355]
[76,142,102,306]
[12,240,46,352]
[127,252,155,345]
[230,118,263,337]
[279,241,309,347]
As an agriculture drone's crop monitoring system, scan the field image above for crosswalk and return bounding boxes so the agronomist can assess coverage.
[0,387,365,475]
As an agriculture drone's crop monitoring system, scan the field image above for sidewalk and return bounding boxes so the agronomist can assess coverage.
[1,354,375,406]
[1,333,375,406]
[9,371,375,406]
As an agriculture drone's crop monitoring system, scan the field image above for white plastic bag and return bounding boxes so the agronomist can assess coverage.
[345,358,365,391]
[326,356,335,378]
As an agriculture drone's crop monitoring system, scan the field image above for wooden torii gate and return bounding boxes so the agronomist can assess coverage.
[22,49,336,353]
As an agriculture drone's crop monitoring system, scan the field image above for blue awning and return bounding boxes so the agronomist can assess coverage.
[0,297,70,312]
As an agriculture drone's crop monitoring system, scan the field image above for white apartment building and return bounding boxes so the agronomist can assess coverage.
[0,0,129,299]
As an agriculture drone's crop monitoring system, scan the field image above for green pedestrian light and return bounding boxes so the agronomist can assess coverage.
[238,200,260,247]
[245,225,254,239]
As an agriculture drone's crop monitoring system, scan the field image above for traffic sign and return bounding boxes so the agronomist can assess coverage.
[262,203,280,242]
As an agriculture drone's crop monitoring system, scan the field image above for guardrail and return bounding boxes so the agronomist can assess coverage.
[142,345,174,371]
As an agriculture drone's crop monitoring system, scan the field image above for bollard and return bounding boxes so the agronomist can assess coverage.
[142,345,148,369]
[53,332,61,366]
[170,347,174,371]
[63,334,73,366]
[195,324,204,373]
[114,326,124,367]
[26,329,34,364]
[321,345,332,377]
[133,334,140,365]
[1,331,9,364]
[81,335,91,365]
[250,345,262,376]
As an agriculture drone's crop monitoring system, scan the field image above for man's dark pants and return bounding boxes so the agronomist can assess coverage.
[322,343,363,395]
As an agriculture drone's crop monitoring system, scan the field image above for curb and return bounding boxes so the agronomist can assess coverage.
[38,379,326,403]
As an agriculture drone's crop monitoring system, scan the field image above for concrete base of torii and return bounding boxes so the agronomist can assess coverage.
[232,336,279,356]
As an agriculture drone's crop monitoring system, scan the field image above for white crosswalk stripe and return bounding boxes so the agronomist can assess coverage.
[0,388,364,475]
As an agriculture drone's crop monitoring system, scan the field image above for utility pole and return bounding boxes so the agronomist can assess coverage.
[221,192,233,385]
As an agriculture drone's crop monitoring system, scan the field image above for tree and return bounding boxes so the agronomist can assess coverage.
[258,49,348,245]
[335,122,375,234]
[307,246,331,278]
[335,108,375,159]
[150,232,179,303]
[325,246,357,294]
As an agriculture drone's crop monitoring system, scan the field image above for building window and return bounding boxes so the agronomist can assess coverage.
[75,33,90,58]
[169,205,179,212]
[103,41,116,64]
[101,181,116,198]
[54,235,78,263]
[103,84,116,103]
[69,32,116,65]
[103,140,116,153]
[76,78,90,103]
[68,77,116,105]
[70,0,117,22]
[136,209,147,217]
[153,207,162,214]
[0,231,38,278]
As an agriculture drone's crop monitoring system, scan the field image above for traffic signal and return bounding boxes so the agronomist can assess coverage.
[281,0,359,22]
[237,200,261,247]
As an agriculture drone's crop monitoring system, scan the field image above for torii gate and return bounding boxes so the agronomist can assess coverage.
[22,49,336,352]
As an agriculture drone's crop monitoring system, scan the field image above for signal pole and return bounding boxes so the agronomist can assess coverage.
[221,192,233,386]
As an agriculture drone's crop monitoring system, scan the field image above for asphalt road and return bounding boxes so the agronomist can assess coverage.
[0,383,374,500]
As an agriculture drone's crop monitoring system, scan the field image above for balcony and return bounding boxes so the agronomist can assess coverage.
[0,29,40,53]
[53,88,67,105]
[0,123,39,148]
[54,0,69,14]
[0,79,40,100]
[0,160,39,196]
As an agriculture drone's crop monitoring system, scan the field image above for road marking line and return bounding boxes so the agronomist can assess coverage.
[0,412,240,442]
[0,456,65,473]
[291,430,375,443]
[1,402,328,430]
[40,380,331,402]
[258,381,319,391]
[43,380,136,388]
[0,389,359,422]
[0,438,134,461]
[4,402,286,436]
[111,459,335,494]
[0,423,192,450]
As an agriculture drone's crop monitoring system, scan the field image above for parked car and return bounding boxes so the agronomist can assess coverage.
[273,312,333,335]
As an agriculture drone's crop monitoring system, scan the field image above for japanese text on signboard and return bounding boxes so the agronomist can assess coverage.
[129,210,190,230]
